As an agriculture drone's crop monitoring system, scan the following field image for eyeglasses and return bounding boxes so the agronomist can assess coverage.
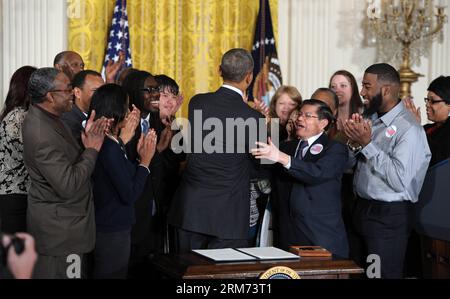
[141,87,160,94]
[424,97,445,105]
[298,111,319,119]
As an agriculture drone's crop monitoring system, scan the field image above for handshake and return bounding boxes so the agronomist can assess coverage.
[0,232,37,279]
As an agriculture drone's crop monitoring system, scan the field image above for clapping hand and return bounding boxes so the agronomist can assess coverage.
[82,110,111,151]
[343,113,372,147]
[402,96,421,123]
[119,104,140,144]
[156,123,173,153]
[105,51,125,83]
[137,129,157,166]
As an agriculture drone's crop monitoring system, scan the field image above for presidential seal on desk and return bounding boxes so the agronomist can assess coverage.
[260,266,300,279]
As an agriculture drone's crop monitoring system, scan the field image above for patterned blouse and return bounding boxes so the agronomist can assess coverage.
[0,107,30,195]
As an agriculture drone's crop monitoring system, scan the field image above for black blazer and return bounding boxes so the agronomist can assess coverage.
[60,104,86,148]
[424,117,450,167]
[92,137,149,232]
[168,87,264,239]
[125,111,161,244]
[272,133,349,258]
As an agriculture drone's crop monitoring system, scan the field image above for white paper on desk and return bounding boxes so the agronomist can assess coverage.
[192,248,257,262]
[236,247,299,260]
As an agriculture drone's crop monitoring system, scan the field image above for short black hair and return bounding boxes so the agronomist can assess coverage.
[53,51,73,66]
[88,84,128,129]
[72,70,102,89]
[428,76,450,104]
[220,48,254,82]
[365,63,400,84]
[155,74,179,95]
[300,99,336,131]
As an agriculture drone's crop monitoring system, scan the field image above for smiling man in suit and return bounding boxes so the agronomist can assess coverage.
[22,67,109,278]
[168,48,265,252]
[253,99,349,258]
[61,70,105,147]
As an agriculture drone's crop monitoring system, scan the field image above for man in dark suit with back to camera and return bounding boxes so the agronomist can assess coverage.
[168,48,265,252]
[252,99,349,258]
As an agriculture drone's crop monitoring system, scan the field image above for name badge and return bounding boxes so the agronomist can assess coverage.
[310,144,323,155]
[385,125,397,138]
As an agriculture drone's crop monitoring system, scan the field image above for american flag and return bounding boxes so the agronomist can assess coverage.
[103,0,132,76]
[248,0,282,105]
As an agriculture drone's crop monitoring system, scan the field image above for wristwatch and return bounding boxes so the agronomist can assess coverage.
[346,140,363,152]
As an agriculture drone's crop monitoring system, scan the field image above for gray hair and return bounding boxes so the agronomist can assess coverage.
[220,48,254,83]
[28,67,60,104]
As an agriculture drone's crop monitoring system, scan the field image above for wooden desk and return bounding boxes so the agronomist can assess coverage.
[152,253,364,279]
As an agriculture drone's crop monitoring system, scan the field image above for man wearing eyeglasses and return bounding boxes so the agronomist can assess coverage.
[61,70,105,147]
[342,63,431,278]
[252,99,349,258]
[22,68,109,278]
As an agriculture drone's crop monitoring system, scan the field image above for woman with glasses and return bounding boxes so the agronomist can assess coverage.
[0,66,37,234]
[404,76,450,167]
[403,76,450,278]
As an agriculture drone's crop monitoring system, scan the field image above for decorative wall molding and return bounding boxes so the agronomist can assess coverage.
[0,0,67,105]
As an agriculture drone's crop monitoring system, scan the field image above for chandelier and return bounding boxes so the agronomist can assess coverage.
[366,0,447,98]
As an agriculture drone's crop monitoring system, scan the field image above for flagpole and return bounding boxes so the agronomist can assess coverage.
[258,0,266,101]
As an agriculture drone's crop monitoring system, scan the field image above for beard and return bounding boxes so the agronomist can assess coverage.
[363,91,383,117]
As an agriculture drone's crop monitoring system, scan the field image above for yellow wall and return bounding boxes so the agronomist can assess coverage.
[68,0,278,117]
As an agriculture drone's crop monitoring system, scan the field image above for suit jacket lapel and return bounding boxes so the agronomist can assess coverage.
[302,133,329,161]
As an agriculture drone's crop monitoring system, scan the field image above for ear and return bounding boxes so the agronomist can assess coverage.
[54,63,62,72]
[381,85,390,98]
[319,118,329,131]
[245,72,253,85]
[73,87,82,100]
[46,92,54,104]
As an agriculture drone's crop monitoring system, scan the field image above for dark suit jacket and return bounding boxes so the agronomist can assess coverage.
[168,87,264,239]
[60,104,86,148]
[22,105,97,256]
[92,137,149,233]
[125,112,158,246]
[424,117,450,167]
[272,133,349,258]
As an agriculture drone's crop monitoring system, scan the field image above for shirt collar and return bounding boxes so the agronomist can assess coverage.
[300,131,324,147]
[370,100,404,127]
[222,84,244,98]
[141,113,151,124]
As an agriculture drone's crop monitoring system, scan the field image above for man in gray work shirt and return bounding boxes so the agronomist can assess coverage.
[343,63,431,279]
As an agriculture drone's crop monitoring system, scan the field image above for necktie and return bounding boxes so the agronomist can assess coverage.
[142,119,149,135]
[295,140,309,159]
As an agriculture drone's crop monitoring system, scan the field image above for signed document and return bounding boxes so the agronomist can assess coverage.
[192,248,257,262]
[192,247,299,262]
[236,247,299,260]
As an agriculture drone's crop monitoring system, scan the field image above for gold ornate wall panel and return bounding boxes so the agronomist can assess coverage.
[68,0,116,72]
[68,0,278,118]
